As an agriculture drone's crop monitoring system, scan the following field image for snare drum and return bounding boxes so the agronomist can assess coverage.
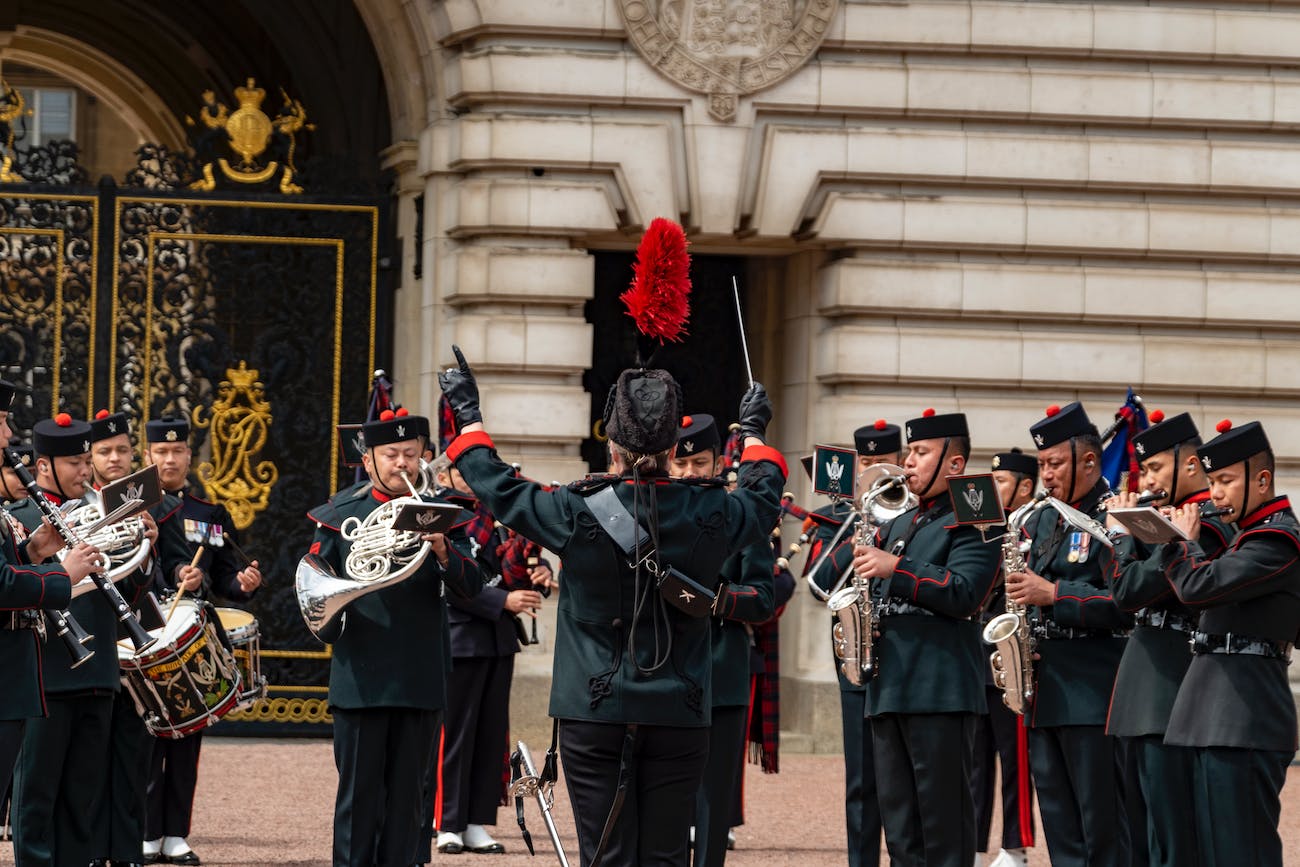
[120,598,242,739]
[216,607,267,709]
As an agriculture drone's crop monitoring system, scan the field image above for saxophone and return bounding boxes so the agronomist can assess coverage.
[826,464,915,686]
[982,493,1048,715]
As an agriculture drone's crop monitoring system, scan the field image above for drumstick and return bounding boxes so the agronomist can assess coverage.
[168,547,205,621]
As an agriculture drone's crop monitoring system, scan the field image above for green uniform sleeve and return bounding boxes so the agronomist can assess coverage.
[883,524,1000,618]
[717,540,776,623]
[1164,529,1300,606]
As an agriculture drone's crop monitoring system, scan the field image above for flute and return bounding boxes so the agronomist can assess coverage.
[4,448,156,652]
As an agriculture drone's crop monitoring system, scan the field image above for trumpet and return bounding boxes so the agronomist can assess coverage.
[296,460,435,639]
[825,464,917,686]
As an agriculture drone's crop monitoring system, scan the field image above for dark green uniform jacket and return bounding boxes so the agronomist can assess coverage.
[1106,490,1232,738]
[0,513,73,719]
[712,540,776,709]
[866,492,1000,716]
[803,501,861,693]
[1162,496,1300,752]
[307,483,482,711]
[154,488,257,604]
[9,491,152,695]
[448,431,787,727]
[1024,479,1132,728]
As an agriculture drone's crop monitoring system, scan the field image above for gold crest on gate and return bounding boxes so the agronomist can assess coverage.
[187,78,314,194]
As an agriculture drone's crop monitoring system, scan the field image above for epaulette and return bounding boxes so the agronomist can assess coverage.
[307,499,344,532]
[675,476,727,489]
[568,475,618,495]
[151,495,184,524]
[330,480,372,505]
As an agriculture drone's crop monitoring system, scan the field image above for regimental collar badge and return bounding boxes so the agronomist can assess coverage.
[617,0,839,123]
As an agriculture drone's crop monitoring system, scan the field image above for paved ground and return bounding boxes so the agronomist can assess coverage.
[2,737,1299,865]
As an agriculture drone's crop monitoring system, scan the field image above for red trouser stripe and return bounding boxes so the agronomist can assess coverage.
[1016,720,1034,848]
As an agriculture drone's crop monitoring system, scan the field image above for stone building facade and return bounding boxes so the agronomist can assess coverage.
[353,0,1300,749]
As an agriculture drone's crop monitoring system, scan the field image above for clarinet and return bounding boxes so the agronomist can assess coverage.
[2,493,95,667]
[4,447,156,652]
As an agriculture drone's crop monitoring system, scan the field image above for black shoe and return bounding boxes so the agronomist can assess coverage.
[89,860,109,867]
[142,856,167,866]
[169,853,201,867]
[111,862,145,867]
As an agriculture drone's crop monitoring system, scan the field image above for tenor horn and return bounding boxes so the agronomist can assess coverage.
[62,493,151,596]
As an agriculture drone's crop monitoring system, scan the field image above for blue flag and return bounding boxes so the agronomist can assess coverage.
[1100,388,1149,492]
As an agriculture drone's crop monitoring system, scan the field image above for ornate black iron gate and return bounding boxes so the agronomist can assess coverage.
[0,121,394,734]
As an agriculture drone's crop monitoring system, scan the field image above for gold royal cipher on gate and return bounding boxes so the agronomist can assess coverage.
[192,361,279,530]
[187,78,313,194]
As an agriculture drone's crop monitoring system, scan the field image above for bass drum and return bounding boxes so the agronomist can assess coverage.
[120,597,242,739]
[215,607,268,710]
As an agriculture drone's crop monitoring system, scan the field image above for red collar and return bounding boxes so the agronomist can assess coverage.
[1240,496,1291,529]
[40,488,65,506]
[370,488,394,504]
[1177,489,1212,507]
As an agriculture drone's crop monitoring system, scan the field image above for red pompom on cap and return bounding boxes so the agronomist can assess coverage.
[1045,404,1061,417]
[395,407,409,418]
[1216,419,1232,434]
[379,409,396,422]
[1149,409,1165,424]
[874,419,887,430]
[95,409,110,420]
[681,415,693,428]
[55,412,72,427]
[922,408,936,418]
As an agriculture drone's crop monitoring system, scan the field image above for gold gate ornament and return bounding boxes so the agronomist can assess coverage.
[192,361,278,530]
[618,0,838,122]
[187,78,313,194]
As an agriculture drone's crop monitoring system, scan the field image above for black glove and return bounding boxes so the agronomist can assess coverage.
[437,344,483,427]
[737,382,772,443]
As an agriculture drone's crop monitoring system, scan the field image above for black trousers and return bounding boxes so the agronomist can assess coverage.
[1129,735,1197,867]
[146,731,202,839]
[840,688,880,867]
[0,718,24,833]
[1191,746,1291,867]
[970,686,1035,852]
[436,654,514,833]
[559,719,708,867]
[871,712,976,867]
[692,705,747,867]
[333,706,440,867]
[1029,725,1130,867]
[14,692,114,867]
[104,691,152,860]
[1119,736,1149,867]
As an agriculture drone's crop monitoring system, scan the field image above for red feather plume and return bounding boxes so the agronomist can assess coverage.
[621,217,691,343]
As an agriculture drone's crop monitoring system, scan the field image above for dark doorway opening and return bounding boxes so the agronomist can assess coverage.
[583,251,751,472]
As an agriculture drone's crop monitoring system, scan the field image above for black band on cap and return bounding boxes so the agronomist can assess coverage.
[1132,412,1200,462]
[1197,421,1271,473]
[992,449,1038,480]
[89,411,131,444]
[905,412,968,443]
[33,416,92,457]
[854,421,901,456]
[1030,402,1098,449]
[146,415,191,444]
[676,413,720,457]
[363,409,429,448]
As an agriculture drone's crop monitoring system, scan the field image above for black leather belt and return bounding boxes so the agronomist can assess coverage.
[2,610,42,631]
[1135,609,1197,635]
[1033,622,1128,641]
[1190,631,1293,661]
[878,598,935,618]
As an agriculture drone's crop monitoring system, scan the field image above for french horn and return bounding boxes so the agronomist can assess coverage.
[295,459,436,640]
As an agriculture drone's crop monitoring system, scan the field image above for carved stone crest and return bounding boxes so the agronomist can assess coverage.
[619,0,838,122]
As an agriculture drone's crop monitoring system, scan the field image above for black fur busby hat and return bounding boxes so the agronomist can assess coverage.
[604,368,682,456]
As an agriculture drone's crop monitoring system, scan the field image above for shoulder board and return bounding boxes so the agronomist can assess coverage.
[150,496,184,523]
[568,475,617,495]
[330,480,372,505]
[186,491,214,506]
[676,476,727,489]
[307,500,344,531]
